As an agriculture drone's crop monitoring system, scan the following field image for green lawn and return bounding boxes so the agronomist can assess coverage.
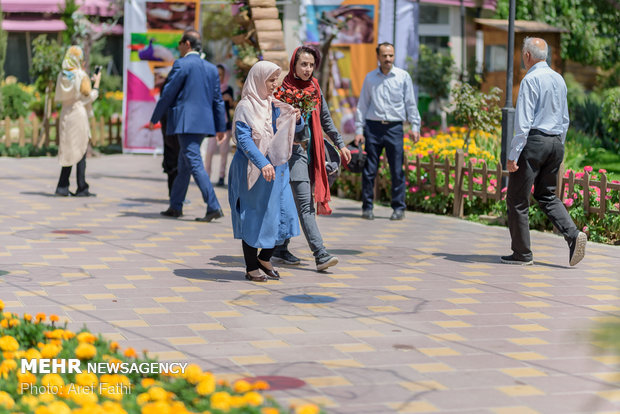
[583,149,620,181]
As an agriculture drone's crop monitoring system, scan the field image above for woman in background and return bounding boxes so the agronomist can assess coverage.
[54,45,100,197]
[204,64,235,187]
[227,61,302,282]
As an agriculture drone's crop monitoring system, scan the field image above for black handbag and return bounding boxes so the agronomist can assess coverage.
[343,142,367,173]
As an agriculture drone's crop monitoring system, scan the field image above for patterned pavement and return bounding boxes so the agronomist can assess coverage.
[1,153,619,413]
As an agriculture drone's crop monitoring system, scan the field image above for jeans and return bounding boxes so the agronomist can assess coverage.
[506,134,579,260]
[290,179,326,257]
[361,121,406,211]
[169,134,220,212]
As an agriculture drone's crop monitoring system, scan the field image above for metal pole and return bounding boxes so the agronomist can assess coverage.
[500,0,516,186]
[460,0,465,79]
[393,0,397,46]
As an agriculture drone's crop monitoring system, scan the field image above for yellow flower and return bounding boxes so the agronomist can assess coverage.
[196,376,216,396]
[253,380,270,390]
[40,343,62,358]
[75,343,97,360]
[147,386,167,401]
[184,364,203,384]
[102,401,128,414]
[35,312,46,322]
[25,347,42,361]
[233,379,252,393]
[0,359,17,378]
[110,341,119,351]
[141,378,156,388]
[9,318,19,327]
[50,314,60,322]
[17,371,36,387]
[68,386,98,405]
[0,391,14,409]
[0,335,19,352]
[210,391,231,411]
[77,332,96,344]
[76,372,98,387]
[20,395,38,408]
[0,299,4,311]
[123,347,137,358]
[243,391,264,406]
[141,401,171,414]
[136,392,150,406]
[295,404,320,414]
[24,313,32,322]
[261,408,280,414]
[41,373,65,388]
[37,401,70,414]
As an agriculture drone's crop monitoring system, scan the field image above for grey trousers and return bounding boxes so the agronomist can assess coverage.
[289,179,327,257]
[506,134,579,260]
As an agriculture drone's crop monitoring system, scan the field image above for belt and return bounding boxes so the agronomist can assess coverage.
[367,120,402,126]
[529,128,559,137]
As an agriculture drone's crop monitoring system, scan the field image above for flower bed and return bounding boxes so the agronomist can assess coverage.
[335,127,620,244]
[0,301,322,414]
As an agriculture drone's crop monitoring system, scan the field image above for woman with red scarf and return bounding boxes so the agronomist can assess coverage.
[272,46,352,272]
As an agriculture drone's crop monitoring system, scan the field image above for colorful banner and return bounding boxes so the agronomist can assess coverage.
[122,0,200,153]
[301,0,379,140]
[378,0,419,70]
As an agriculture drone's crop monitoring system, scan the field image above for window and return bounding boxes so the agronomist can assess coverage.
[485,45,507,72]
[420,36,450,54]
[419,5,449,24]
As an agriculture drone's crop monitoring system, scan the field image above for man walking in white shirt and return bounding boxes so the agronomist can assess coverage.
[502,37,586,266]
[354,42,421,221]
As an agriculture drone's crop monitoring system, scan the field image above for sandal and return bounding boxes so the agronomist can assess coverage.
[245,272,268,282]
[257,260,280,280]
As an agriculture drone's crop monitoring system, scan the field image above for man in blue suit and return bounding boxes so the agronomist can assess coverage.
[149,29,227,222]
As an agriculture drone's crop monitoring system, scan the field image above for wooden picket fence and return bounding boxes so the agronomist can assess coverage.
[344,149,620,218]
[1,116,122,148]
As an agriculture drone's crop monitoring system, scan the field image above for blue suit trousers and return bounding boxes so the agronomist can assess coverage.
[170,134,221,213]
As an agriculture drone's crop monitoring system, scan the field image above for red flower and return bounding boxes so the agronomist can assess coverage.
[286,97,293,103]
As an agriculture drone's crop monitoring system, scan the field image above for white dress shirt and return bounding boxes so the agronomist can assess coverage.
[509,61,570,162]
[355,66,421,135]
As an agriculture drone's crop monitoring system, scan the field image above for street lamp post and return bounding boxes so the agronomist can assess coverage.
[500,0,516,187]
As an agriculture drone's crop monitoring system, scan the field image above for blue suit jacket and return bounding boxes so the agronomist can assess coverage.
[150,53,226,136]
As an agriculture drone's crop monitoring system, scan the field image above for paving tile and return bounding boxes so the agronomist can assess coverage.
[3,155,620,413]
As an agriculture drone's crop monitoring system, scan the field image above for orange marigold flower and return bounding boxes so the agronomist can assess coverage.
[23,313,32,322]
[49,314,59,323]
[123,347,137,358]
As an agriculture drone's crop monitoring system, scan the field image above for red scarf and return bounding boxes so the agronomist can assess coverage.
[281,48,332,215]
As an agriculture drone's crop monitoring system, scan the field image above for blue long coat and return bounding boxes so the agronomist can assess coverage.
[228,106,302,248]
[150,53,226,136]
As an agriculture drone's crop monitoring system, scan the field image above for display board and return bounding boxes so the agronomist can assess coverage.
[122,0,200,153]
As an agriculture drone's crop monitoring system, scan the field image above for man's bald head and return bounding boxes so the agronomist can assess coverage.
[523,37,548,61]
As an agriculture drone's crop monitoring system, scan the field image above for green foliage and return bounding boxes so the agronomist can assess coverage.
[451,83,502,151]
[409,45,455,102]
[601,87,620,150]
[495,0,620,69]
[30,35,65,94]
[60,0,81,44]
[0,143,58,157]
[202,3,234,41]
[0,83,33,119]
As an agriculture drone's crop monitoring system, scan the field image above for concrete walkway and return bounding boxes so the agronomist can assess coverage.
[1,154,619,413]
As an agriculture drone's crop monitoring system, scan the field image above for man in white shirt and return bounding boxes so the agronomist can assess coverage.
[502,37,586,267]
[354,42,421,221]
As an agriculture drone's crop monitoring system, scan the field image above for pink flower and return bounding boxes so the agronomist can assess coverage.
[410,186,419,193]
[487,185,495,193]
[575,172,584,179]
[573,194,578,200]
[598,168,607,174]
[612,180,620,184]
[470,158,478,164]
[424,195,430,200]
[408,165,416,170]
[501,187,508,193]
[473,177,483,185]
[490,179,497,186]
[583,226,589,232]
[584,166,593,173]
[563,198,574,207]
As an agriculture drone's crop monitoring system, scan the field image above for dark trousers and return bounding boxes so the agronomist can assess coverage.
[57,153,88,193]
[506,134,579,260]
[361,120,406,211]
[242,241,275,272]
[161,117,179,196]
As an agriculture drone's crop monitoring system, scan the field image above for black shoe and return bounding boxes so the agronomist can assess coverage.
[195,209,224,222]
[257,260,280,280]
[500,254,533,266]
[216,178,225,187]
[271,249,301,265]
[361,210,374,220]
[55,187,70,197]
[316,253,338,272]
[569,231,587,266]
[74,190,96,197]
[390,210,405,220]
[161,208,182,218]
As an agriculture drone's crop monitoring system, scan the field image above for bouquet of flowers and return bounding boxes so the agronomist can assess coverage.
[273,87,319,116]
